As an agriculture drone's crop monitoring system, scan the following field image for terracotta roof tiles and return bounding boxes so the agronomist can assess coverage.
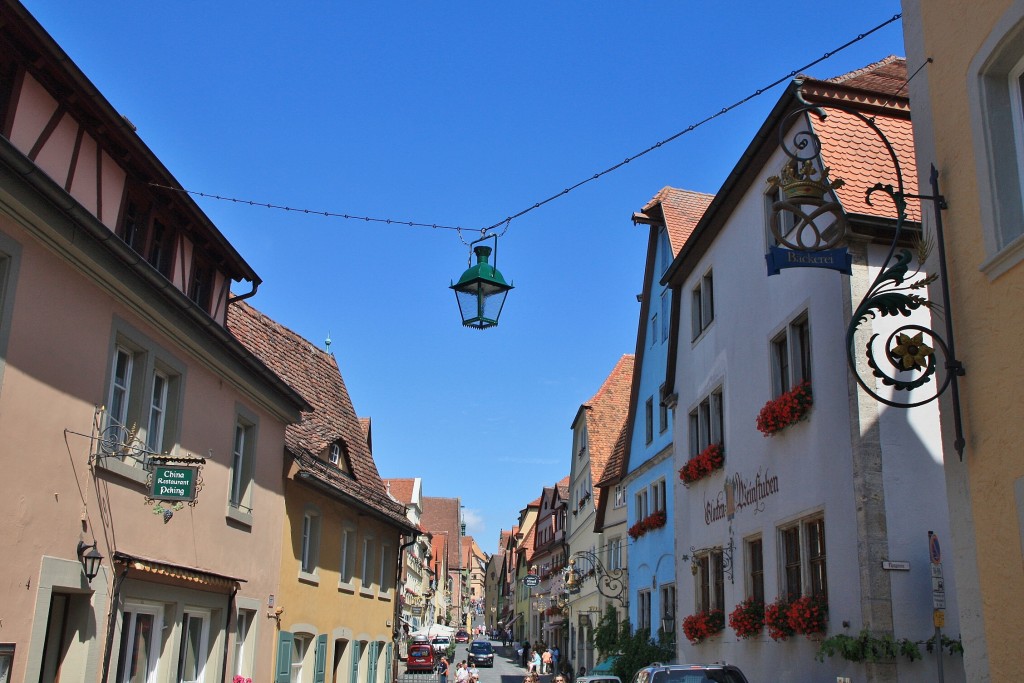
[384,478,416,505]
[583,355,634,486]
[642,187,714,256]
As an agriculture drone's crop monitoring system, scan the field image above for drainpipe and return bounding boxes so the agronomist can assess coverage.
[100,563,131,683]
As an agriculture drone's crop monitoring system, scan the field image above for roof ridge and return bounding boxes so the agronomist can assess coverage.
[826,54,903,84]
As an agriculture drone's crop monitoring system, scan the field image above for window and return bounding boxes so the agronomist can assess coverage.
[188,254,215,311]
[660,583,676,637]
[779,515,827,601]
[658,384,669,434]
[379,544,392,594]
[637,589,652,633]
[361,538,376,594]
[147,370,168,453]
[574,425,587,457]
[691,270,714,340]
[109,346,135,429]
[291,633,309,683]
[233,608,256,678]
[329,443,340,465]
[0,238,22,395]
[613,484,626,509]
[660,290,670,343]
[772,313,811,397]
[300,509,321,578]
[177,611,210,683]
[747,537,764,604]
[650,313,658,348]
[765,184,798,246]
[645,397,654,444]
[659,227,672,276]
[635,488,649,522]
[147,219,174,276]
[340,527,357,587]
[607,537,622,570]
[695,550,725,612]
[229,411,257,520]
[116,604,162,683]
[651,479,666,514]
[688,387,724,457]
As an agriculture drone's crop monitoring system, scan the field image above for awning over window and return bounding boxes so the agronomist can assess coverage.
[113,551,244,592]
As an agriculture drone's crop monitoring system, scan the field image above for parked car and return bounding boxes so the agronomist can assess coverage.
[467,640,494,667]
[430,636,451,654]
[628,663,749,683]
[576,677,621,683]
[455,629,471,643]
[405,641,435,673]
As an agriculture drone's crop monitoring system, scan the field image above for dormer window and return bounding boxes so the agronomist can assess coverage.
[329,443,340,465]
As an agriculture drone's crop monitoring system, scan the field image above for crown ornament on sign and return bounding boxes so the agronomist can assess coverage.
[768,159,845,200]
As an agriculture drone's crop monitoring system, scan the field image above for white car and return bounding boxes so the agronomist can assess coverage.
[576,677,622,683]
[430,636,451,654]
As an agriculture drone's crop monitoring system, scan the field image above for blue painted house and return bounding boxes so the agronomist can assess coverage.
[613,187,712,638]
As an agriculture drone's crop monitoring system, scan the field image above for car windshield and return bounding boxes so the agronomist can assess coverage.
[656,671,744,683]
[410,646,431,657]
[470,642,493,653]
[433,638,449,644]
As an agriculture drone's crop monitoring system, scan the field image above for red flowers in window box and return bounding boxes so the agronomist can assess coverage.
[728,597,764,639]
[678,443,725,486]
[755,380,813,437]
[627,510,667,540]
[787,595,828,637]
[682,609,725,644]
[764,598,795,641]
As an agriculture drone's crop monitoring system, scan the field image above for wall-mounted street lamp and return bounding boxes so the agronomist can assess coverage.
[450,234,513,330]
[77,540,103,583]
[768,102,965,458]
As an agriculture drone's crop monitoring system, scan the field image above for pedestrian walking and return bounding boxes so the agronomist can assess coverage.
[552,645,560,673]
[438,656,450,683]
[542,648,553,674]
[530,649,542,674]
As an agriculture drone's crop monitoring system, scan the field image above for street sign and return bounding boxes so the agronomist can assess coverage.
[522,575,540,587]
[881,561,911,571]
[150,466,198,502]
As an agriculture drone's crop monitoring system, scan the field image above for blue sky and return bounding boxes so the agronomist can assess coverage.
[24,1,906,554]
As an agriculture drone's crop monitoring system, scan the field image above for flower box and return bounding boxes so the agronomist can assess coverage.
[627,510,667,540]
[728,597,764,639]
[679,443,725,486]
[756,381,813,437]
[682,609,725,644]
[764,598,795,641]
[787,595,828,638]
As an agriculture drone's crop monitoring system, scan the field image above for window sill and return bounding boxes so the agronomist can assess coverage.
[980,232,1024,280]
[691,321,714,346]
[298,571,319,586]
[96,456,149,486]
[377,592,392,602]
[226,505,253,528]
[359,587,376,599]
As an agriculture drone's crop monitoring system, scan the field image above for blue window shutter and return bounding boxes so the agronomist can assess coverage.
[276,631,294,683]
[313,634,327,683]
[349,641,361,683]
[384,643,393,683]
[367,642,378,682]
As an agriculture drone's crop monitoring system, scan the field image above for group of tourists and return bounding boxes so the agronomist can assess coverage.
[517,640,560,675]
[436,656,479,683]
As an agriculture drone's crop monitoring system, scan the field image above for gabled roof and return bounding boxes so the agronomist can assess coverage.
[594,422,629,531]
[637,187,714,256]
[227,301,412,531]
[577,355,634,497]
[421,497,462,569]
[384,478,417,505]
[555,475,570,500]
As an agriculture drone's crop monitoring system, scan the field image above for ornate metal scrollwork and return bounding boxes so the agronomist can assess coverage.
[564,550,627,606]
[771,103,966,458]
[687,538,735,585]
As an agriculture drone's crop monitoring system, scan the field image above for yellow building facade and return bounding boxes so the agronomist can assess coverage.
[902,2,1024,680]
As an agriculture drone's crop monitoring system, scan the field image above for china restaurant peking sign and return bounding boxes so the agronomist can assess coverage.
[704,467,780,525]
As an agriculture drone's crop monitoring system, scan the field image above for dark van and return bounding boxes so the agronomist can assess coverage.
[406,641,435,673]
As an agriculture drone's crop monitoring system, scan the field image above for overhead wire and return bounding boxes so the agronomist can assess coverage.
[150,13,903,239]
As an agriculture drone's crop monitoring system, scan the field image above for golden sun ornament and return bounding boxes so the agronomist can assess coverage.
[892,332,934,370]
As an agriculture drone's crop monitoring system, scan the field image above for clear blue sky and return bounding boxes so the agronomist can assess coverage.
[23,1,906,554]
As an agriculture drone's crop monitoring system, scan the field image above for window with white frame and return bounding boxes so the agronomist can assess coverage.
[661,289,670,343]
[765,184,798,247]
[650,312,658,348]
[329,443,340,465]
[695,549,725,613]
[361,538,376,594]
[0,644,13,683]
[660,583,676,635]
[607,537,622,571]
[771,313,811,397]
[233,608,256,678]
[688,387,724,457]
[290,633,310,683]
[659,227,672,276]
[574,424,587,458]
[300,508,321,577]
[340,527,357,587]
[116,604,162,683]
[637,589,652,633]
[613,484,626,509]
[779,515,827,601]
[645,397,654,444]
[651,479,666,514]
[690,270,714,341]
[0,237,22,398]
[658,384,669,433]
[229,415,257,516]
[635,488,649,522]
[177,610,210,683]
[746,537,764,604]
[379,544,392,594]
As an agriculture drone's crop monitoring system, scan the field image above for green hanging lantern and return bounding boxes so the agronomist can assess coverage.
[450,236,513,329]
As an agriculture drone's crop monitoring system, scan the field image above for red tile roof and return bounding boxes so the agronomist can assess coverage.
[583,355,634,493]
[641,187,714,256]
[384,478,416,505]
[826,55,908,96]
[421,497,463,569]
[227,301,411,530]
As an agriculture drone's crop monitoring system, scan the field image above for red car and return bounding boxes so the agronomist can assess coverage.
[454,630,470,643]
[406,642,435,673]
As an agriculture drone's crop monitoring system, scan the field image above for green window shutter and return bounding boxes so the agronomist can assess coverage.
[367,641,378,682]
[313,634,327,683]
[276,631,294,683]
[384,643,393,683]
[349,641,361,683]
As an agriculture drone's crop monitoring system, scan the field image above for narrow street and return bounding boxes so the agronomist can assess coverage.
[450,639,556,683]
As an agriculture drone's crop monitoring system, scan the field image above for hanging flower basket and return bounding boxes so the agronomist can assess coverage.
[627,510,667,540]
[756,380,813,436]
[679,443,725,486]
[728,597,765,639]
[682,609,725,644]
[787,595,828,638]
[764,598,795,641]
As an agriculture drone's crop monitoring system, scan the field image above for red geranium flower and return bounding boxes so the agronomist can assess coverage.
[756,381,813,436]
[679,443,725,485]
[682,609,725,644]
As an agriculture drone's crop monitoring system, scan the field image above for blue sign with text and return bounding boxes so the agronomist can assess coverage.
[765,246,852,276]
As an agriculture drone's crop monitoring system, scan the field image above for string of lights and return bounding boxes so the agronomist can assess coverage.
[151,13,903,240]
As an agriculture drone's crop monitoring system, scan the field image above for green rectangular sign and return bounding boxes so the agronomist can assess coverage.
[151,466,197,502]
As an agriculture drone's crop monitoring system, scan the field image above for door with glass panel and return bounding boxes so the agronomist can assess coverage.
[177,610,211,683]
